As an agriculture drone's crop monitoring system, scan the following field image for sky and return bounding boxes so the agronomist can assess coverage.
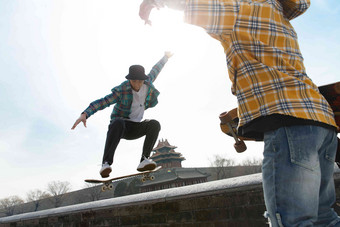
[0,0,339,200]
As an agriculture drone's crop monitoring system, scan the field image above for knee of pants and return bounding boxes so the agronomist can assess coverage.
[148,120,161,132]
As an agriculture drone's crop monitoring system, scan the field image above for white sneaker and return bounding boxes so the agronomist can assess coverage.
[137,157,157,172]
[99,162,112,178]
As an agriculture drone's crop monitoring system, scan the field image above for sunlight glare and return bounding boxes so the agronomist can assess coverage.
[148,9,196,53]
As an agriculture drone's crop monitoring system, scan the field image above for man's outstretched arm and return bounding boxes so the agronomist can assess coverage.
[71,93,117,130]
[147,51,173,82]
[139,0,236,36]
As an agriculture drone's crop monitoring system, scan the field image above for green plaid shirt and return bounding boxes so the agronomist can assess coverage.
[83,56,168,121]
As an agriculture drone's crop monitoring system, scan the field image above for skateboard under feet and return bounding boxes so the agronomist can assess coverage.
[85,166,162,192]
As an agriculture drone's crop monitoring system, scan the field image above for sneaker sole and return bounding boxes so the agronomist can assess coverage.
[137,163,157,172]
[100,168,112,178]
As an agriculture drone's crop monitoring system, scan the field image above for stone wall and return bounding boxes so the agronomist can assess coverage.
[0,166,261,217]
[1,171,340,227]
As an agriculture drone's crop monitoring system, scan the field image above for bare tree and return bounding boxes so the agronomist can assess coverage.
[47,181,71,207]
[210,155,236,180]
[241,157,262,174]
[241,157,262,166]
[26,189,50,211]
[0,196,24,216]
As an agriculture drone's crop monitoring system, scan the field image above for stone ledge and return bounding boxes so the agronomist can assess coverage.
[0,173,262,225]
[1,171,339,226]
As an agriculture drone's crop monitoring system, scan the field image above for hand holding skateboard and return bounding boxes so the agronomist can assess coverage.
[219,82,340,155]
[219,108,247,153]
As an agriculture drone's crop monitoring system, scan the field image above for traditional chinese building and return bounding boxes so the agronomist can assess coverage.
[150,139,185,168]
[139,139,210,193]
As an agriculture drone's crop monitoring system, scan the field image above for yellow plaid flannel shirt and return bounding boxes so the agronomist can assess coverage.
[184,0,337,129]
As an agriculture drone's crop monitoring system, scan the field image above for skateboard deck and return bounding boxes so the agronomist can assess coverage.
[219,81,340,153]
[85,166,162,192]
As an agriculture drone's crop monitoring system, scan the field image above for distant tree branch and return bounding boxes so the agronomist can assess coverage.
[0,196,24,216]
[47,181,71,207]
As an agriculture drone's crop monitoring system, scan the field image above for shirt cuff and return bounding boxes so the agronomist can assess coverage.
[81,111,89,119]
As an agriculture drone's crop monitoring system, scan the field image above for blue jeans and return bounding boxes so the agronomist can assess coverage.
[262,125,340,226]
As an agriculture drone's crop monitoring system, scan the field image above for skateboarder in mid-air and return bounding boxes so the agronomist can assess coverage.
[72,52,173,178]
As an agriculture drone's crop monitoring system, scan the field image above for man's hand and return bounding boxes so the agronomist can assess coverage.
[71,113,87,130]
[165,51,174,58]
[139,0,163,25]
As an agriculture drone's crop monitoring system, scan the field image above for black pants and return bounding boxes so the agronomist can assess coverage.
[102,119,161,165]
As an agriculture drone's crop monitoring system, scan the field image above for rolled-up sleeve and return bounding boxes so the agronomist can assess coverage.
[147,56,168,83]
[184,0,238,36]
[83,93,118,118]
[279,0,310,20]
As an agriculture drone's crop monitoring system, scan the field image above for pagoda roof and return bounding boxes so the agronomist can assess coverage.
[151,152,184,158]
[152,139,177,151]
[153,157,186,163]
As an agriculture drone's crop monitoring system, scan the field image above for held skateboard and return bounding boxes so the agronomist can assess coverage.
[319,82,340,167]
[85,166,162,192]
[219,108,248,153]
[219,82,340,153]
[318,82,340,129]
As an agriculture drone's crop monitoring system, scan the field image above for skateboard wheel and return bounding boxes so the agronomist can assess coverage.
[101,185,107,192]
[219,108,238,124]
[141,177,146,183]
[234,140,247,153]
[150,176,155,181]
[108,184,114,190]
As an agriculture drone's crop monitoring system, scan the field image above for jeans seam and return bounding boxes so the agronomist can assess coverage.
[275,213,284,227]
[326,218,340,227]
[271,142,280,226]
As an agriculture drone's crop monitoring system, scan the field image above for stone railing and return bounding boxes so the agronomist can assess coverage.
[1,171,340,227]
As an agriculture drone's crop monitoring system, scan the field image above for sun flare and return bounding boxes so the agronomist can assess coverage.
[147,9,200,53]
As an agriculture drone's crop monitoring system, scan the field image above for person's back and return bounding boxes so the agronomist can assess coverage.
[139,0,339,226]
[184,0,337,139]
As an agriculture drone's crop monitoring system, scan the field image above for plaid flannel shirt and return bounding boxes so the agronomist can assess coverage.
[83,56,168,121]
[184,0,337,129]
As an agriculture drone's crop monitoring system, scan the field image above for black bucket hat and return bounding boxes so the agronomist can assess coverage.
[125,65,149,80]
